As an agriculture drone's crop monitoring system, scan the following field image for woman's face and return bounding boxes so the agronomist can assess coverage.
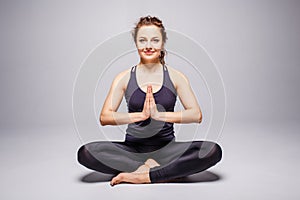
[136,25,163,64]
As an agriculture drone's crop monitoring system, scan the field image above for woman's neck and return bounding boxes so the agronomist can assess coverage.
[137,62,163,73]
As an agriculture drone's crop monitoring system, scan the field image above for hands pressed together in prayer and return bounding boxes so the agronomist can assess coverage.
[141,85,160,121]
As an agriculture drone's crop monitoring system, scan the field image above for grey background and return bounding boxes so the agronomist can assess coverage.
[1,0,299,130]
[0,0,299,199]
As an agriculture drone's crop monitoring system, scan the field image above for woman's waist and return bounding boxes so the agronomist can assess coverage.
[125,130,175,145]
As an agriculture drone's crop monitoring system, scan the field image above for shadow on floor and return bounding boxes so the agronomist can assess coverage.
[79,170,222,184]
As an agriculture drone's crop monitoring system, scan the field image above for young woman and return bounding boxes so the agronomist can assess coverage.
[77,15,222,186]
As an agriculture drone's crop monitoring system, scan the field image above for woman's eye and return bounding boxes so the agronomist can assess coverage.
[139,39,146,43]
[153,39,159,42]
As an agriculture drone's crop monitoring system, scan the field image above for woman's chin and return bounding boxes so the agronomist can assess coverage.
[140,59,160,64]
[140,56,160,63]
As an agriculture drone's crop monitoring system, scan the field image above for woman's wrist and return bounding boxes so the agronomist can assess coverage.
[151,111,163,121]
[129,112,149,123]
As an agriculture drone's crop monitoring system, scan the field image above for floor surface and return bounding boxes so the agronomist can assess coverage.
[1,122,299,200]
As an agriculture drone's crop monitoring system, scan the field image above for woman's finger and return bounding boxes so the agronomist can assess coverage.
[147,84,152,95]
[149,86,156,105]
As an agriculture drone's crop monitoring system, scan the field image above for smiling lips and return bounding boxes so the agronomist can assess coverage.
[144,50,155,55]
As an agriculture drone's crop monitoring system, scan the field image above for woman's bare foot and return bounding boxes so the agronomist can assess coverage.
[144,158,160,168]
[110,159,161,186]
[134,164,151,173]
[110,164,151,186]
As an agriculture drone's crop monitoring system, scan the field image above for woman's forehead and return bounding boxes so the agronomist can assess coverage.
[137,25,162,37]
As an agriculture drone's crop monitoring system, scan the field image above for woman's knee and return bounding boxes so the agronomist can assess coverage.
[77,145,90,166]
[77,143,100,164]
[198,141,222,164]
[212,142,222,163]
[77,141,121,166]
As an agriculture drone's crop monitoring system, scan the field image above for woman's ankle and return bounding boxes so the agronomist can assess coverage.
[144,158,160,168]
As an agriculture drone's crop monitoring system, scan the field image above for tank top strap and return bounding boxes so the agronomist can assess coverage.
[163,64,177,96]
[131,65,136,72]
[124,65,139,103]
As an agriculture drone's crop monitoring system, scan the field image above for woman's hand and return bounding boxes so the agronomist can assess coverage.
[148,85,160,120]
[141,85,151,120]
[141,85,160,120]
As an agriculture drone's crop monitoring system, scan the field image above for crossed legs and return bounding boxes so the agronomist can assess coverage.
[77,140,222,186]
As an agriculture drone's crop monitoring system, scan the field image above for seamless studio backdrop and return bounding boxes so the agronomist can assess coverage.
[0,0,299,200]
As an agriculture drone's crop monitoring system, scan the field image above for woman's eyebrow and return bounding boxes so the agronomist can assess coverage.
[138,35,160,38]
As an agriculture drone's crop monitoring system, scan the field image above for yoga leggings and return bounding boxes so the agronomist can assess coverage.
[77,139,222,183]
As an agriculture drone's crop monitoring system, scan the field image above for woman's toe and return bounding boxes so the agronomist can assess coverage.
[110,174,122,186]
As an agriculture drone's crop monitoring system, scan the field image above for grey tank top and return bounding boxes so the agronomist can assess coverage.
[124,64,177,145]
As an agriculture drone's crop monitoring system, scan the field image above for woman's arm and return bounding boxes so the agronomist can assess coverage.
[152,68,202,124]
[99,70,148,126]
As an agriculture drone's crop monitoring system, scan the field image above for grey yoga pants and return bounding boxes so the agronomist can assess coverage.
[77,139,222,183]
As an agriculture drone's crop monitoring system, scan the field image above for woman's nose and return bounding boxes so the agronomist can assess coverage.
[145,41,152,48]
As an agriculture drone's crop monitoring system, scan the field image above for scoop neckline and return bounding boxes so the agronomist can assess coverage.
[134,65,165,95]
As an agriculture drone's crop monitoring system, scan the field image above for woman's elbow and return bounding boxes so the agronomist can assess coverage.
[196,109,202,123]
[99,113,108,126]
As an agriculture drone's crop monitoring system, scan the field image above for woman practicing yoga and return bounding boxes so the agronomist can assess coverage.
[77,15,222,186]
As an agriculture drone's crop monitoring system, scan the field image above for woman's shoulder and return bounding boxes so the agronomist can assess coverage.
[112,67,132,91]
[166,65,190,89]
